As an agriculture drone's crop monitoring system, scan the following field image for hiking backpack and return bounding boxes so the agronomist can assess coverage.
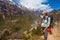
[48,15,53,28]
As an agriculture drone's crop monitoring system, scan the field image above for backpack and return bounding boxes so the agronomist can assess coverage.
[49,16,53,24]
[48,15,53,28]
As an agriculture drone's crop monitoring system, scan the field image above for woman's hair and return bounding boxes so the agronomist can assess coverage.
[45,12,48,15]
[42,11,48,15]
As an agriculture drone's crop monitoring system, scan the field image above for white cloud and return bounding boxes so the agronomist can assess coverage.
[9,0,53,12]
[9,0,12,1]
[20,0,53,12]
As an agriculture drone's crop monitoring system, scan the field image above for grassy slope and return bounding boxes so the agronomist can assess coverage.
[0,15,36,34]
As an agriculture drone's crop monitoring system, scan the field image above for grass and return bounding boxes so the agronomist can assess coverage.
[0,15,43,40]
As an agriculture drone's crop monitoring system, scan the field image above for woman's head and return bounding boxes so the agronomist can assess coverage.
[42,11,48,17]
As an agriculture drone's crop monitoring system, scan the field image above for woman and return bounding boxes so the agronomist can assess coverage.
[40,11,51,40]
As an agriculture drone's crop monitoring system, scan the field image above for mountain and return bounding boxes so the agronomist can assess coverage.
[0,0,37,20]
[0,0,60,21]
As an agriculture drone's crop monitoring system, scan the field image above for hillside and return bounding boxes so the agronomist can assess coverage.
[0,0,60,40]
[0,0,37,20]
[0,0,37,40]
[49,9,60,21]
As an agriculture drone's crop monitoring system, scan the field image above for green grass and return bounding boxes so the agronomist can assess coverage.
[0,16,35,33]
[0,15,43,40]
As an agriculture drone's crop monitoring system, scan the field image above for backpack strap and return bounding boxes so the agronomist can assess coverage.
[40,15,49,24]
[42,16,49,24]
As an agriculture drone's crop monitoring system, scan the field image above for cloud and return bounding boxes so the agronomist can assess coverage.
[9,0,53,12]
[9,0,12,1]
[20,0,53,12]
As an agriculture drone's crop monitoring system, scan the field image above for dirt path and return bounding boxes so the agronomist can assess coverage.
[47,27,58,40]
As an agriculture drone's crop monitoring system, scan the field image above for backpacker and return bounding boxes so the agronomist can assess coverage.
[40,15,53,28]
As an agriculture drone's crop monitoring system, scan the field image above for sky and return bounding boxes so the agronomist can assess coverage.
[9,0,60,12]
[48,0,60,10]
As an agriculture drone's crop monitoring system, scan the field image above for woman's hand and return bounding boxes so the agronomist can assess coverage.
[43,26,48,32]
[43,29,46,32]
[38,21,42,25]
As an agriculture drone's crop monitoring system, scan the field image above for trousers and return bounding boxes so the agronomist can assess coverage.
[41,27,48,40]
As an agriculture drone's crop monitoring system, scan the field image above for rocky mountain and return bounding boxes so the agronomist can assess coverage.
[0,0,36,20]
[0,0,60,21]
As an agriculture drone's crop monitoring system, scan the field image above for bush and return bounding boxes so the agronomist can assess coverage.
[22,25,43,40]
[32,25,43,36]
